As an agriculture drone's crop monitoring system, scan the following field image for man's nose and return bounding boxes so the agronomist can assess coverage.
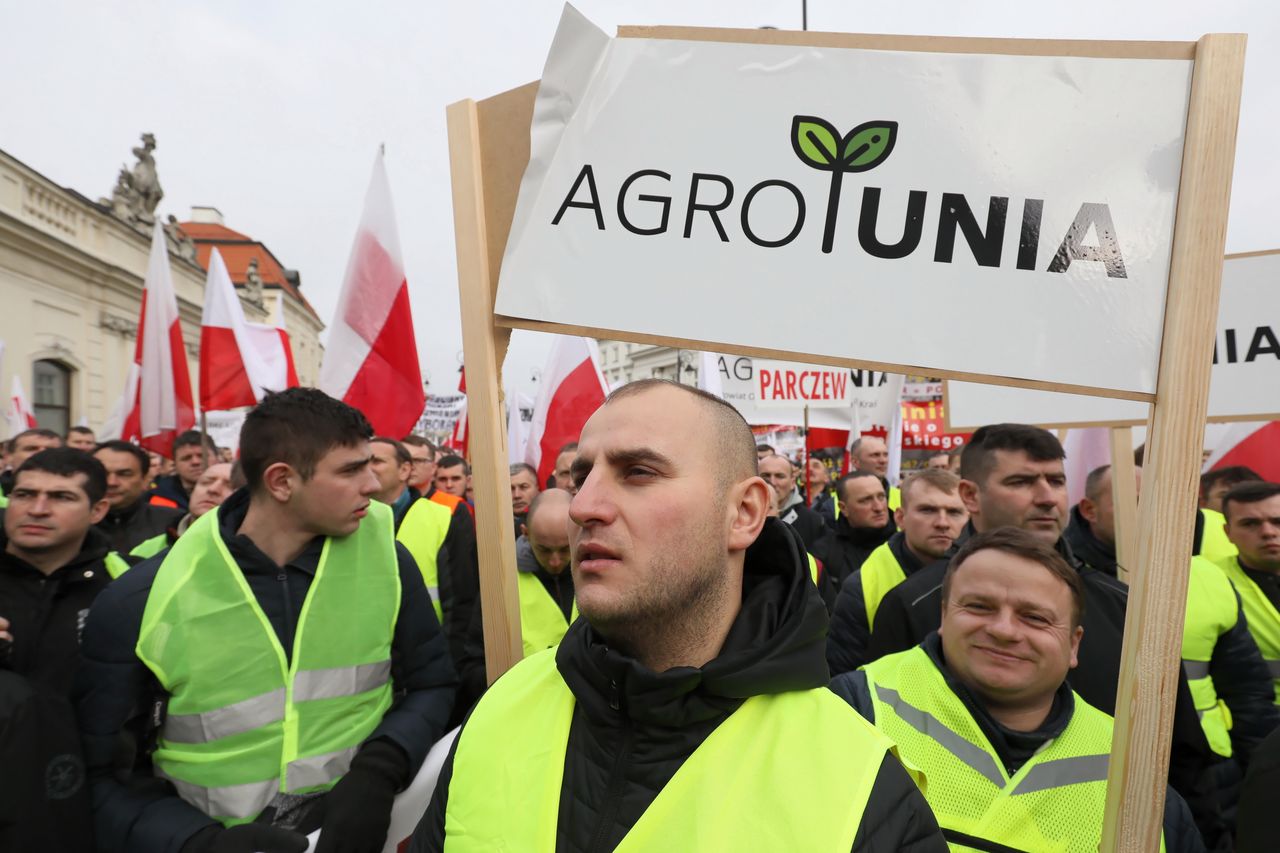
[569,470,614,527]
[985,608,1019,639]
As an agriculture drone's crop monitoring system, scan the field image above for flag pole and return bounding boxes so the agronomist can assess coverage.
[802,404,810,504]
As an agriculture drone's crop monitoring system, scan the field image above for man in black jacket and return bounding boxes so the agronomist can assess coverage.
[74,388,456,853]
[813,471,898,593]
[760,452,827,549]
[94,440,183,554]
[0,428,62,497]
[866,424,1223,845]
[411,379,945,852]
[0,448,117,849]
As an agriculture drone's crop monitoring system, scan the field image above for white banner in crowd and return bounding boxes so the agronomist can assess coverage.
[946,251,1280,429]
[753,360,854,408]
[710,353,902,432]
[495,7,1191,397]
[414,393,468,436]
[202,410,247,452]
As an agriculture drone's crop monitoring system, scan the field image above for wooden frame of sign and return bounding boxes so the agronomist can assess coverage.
[446,26,1244,853]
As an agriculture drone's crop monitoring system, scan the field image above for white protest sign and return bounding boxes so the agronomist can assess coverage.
[495,8,1191,398]
[202,410,247,452]
[946,251,1280,429]
[753,359,853,408]
[414,393,467,435]
[712,353,902,430]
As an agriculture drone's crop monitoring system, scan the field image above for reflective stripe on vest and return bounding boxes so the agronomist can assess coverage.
[396,497,452,623]
[516,571,577,657]
[105,552,131,579]
[130,532,169,560]
[1218,554,1280,705]
[444,649,891,851]
[1181,556,1238,757]
[863,646,1162,853]
[860,542,907,631]
[1198,508,1237,563]
[136,502,400,825]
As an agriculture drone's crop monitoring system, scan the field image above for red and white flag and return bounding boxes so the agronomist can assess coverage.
[8,375,37,436]
[122,225,195,454]
[199,248,297,411]
[525,336,609,487]
[319,150,424,436]
[1204,421,1280,482]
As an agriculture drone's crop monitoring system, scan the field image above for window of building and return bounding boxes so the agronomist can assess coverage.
[33,360,71,436]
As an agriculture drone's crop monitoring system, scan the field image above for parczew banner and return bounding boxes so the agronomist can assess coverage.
[495,7,1192,398]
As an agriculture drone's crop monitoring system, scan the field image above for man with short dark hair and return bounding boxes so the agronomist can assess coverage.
[402,435,437,493]
[149,430,215,512]
[827,469,966,674]
[1200,467,1261,562]
[925,451,951,471]
[1064,464,1132,573]
[434,454,469,501]
[65,425,96,451]
[94,440,183,554]
[510,462,539,519]
[867,424,1220,839]
[411,379,945,852]
[0,428,62,498]
[759,453,826,549]
[76,388,457,853]
[850,435,900,510]
[1218,481,1280,705]
[553,442,578,492]
[756,442,775,460]
[812,471,897,593]
[0,448,123,850]
[832,527,1202,853]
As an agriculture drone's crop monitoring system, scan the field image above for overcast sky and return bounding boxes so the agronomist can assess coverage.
[2,0,1275,397]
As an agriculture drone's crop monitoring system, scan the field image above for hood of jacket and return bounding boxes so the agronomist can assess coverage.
[555,517,831,729]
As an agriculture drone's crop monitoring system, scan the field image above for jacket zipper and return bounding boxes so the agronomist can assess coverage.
[585,679,633,853]
[278,570,294,662]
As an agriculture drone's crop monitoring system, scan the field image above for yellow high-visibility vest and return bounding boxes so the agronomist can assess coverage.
[396,497,453,622]
[516,570,577,657]
[860,542,907,631]
[1218,554,1280,705]
[1181,556,1238,757]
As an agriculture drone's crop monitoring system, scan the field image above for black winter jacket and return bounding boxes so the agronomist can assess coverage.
[95,497,183,556]
[826,531,926,675]
[779,491,829,550]
[866,527,1222,844]
[831,635,1207,853]
[0,525,117,695]
[73,488,457,853]
[811,514,897,592]
[409,518,948,853]
[148,474,191,513]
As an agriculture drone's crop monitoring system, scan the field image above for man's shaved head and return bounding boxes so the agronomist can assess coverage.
[527,486,573,526]
[605,379,757,492]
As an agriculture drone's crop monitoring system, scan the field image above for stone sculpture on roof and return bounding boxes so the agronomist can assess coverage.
[100,132,164,228]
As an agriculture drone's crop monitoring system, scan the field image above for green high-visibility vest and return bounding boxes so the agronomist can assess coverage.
[1181,556,1238,757]
[136,502,400,825]
[130,532,170,560]
[863,646,1162,853]
[888,485,902,512]
[807,552,820,585]
[1218,554,1280,705]
[396,496,452,623]
[104,552,130,579]
[860,541,907,631]
[1198,508,1237,563]
[444,648,894,851]
[516,570,577,657]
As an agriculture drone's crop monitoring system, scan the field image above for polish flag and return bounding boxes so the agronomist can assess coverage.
[199,248,297,410]
[122,225,195,454]
[525,337,609,487]
[1204,421,1280,482]
[319,150,424,436]
[8,375,37,436]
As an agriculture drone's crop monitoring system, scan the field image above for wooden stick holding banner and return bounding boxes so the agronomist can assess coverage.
[1100,33,1245,853]
[1108,427,1139,585]
[446,86,539,681]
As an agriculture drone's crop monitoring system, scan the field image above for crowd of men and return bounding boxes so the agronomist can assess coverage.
[2,381,1279,851]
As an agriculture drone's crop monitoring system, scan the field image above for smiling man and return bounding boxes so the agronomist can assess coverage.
[832,528,1201,852]
[75,388,456,853]
[412,379,945,853]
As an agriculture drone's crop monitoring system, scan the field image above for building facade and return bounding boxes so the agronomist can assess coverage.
[596,339,702,388]
[0,138,323,441]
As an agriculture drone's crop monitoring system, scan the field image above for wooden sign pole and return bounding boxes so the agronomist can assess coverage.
[1099,33,1246,853]
[1108,427,1139,585]
[446,96,524,681]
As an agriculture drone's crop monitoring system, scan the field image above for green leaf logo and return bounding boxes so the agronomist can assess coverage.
[791,115,899,252]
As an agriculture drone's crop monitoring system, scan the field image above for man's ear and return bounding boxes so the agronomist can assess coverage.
[1078,496,1098,525]
[261,462,296,503]
[958,479,981,515]
[1068,624,1084,669]
[89,497,110,525]
[894,506,905,527]
[728,477,770,552]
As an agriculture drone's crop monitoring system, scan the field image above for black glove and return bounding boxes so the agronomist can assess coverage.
[181,823,309,853]
[315,739,410,853]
